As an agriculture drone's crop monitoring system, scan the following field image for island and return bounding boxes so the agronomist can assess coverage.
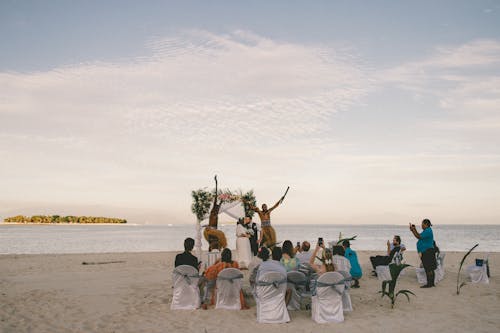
[3,215,127,224]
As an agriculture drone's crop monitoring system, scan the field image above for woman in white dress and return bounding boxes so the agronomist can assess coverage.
[236,218,253,269]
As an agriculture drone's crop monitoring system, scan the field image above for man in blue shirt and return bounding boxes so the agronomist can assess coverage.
[342,240,362,288]
[410,219,437,288]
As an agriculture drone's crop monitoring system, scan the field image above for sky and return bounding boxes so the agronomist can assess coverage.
[1,0,500,225]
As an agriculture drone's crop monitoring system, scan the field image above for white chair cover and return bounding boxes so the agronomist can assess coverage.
[255,272,290,323]
[207,251,221,268]
[287,271,307,311]
[376,265,392,282]
[337,270,353,312]
[435,252,446,283]
[467,256,489,284]
[171,265,200,310]
[215,268,243,310]
[416,253,445,285]
[311,272,345,323]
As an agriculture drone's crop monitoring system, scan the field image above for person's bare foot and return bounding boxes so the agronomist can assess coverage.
[201,304,208,310]
[241,305,250,310]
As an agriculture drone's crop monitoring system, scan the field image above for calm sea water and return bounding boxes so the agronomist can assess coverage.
[0,223,498,254]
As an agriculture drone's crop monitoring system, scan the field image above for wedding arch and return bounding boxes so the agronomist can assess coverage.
[191,188,256,260]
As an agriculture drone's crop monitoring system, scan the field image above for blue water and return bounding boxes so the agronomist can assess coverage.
[0,223,498,254]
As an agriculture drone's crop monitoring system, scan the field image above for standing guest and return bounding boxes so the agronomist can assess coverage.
[331,245,351,273]
[205,248,249,309]
[281,240,300,271]
[236,218,252,269]
[342,240,362,288]
[410,219,437,288]
[295,241,312,263]
[175,237,200,271]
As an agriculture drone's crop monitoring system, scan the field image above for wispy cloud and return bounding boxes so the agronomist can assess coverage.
[380,39,500,125]
[0,30,372,151]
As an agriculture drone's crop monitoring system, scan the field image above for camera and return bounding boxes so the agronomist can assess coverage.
[318,237,323,246]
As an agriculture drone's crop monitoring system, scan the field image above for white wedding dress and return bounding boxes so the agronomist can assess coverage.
[236,224,252,269]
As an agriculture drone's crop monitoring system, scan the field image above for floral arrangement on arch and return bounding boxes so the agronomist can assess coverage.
[240,190,256,218]
[191,189,213,222]
[191,188,256,221]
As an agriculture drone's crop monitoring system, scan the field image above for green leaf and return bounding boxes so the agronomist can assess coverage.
[337,235,357,245]
[396,290,415,303]
[456,243,479,295]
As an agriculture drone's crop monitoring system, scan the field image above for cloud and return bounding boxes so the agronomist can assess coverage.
[0,30,372,151]
[380,39,500,128]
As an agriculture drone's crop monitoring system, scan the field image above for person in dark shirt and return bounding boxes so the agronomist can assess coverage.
[370,235,404,273]
[175,237,200,271]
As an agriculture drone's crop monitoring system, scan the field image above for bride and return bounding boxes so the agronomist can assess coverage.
[236,218,253,269]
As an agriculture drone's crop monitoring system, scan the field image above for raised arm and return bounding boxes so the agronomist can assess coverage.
[267,199,281,212]
[409,223,420,239]
[213,175,219,206]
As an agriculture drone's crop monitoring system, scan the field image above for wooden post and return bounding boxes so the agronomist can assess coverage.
[195,219,202,261]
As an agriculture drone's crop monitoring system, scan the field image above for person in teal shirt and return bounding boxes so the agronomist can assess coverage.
[410,219,437,288]
[342,240,362,288]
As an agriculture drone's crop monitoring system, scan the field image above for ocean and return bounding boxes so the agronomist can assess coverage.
[1,223,498,255]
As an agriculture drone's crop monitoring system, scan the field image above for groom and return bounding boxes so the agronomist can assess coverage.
[245,216,259,256]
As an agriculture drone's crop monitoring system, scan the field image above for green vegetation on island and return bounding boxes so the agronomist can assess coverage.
[4,215,127,224]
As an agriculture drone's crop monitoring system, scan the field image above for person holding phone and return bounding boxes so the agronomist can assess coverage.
[410,219,437,288]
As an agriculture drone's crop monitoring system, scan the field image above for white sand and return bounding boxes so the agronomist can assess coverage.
[1,250,498,333]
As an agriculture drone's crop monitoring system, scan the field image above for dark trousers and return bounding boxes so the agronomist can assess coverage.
[370,255,391,270]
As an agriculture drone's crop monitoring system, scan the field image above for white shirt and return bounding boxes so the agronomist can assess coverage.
[332,255,351,273]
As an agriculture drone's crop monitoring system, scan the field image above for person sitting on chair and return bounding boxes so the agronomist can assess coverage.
[205,248,249,309]
[370,235,405,274]
[281,240,300,272]
[175,237,201,271]
[295,241,312,263]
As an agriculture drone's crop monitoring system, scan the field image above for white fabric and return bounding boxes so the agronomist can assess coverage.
[337,270,353,312]
[376,265,392,282]
[332,255,351,273]
[202,201,245,221]
[235,224,252,269]
[171,265,200,310]
[215,268,243,310]
[286,271,307,311]
[435,252,446,282]
[311,272,345,323]
[467,264,489,284]
[255,271,290,324]
[416,252,445,285]
[206,251,221,268]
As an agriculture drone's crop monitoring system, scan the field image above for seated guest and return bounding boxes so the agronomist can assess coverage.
[332,245,351,273]
[342,240,362,288]
[308,243,335,296]
[205,248,249,310]
[281,240,300,271]
[309,243,335,275]
[249,247,267,288]
[295,241,312,263]
[175,237,200,270]
[256,246,287,280]
[370,235,405,272]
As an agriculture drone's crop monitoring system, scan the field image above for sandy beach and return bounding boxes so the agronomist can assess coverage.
[1,250,498,333]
